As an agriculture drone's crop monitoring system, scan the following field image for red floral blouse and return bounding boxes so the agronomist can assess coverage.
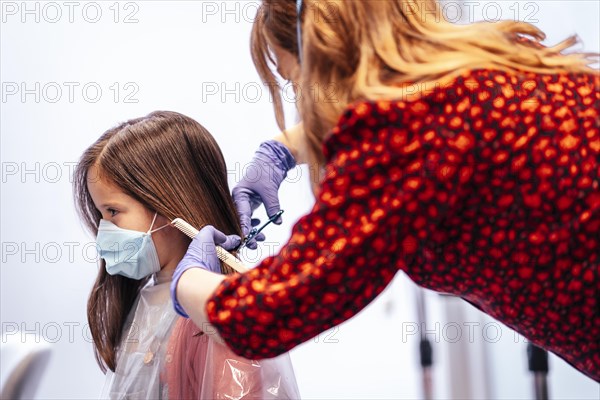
[207,68,600,381]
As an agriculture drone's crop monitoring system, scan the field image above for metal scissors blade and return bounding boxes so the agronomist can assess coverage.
[238,210,284,250]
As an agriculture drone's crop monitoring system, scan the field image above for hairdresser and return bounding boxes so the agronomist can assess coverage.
[172,0,599,381]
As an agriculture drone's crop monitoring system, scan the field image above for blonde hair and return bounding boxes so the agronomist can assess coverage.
[252,0,598,166]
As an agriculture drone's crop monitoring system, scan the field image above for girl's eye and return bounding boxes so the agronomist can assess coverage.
[107,208,118,217]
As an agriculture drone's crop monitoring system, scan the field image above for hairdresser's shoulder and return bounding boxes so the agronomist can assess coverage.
[324,70,481,154]
[324,66,598,159]
[328,68,497,133]
[329,66,598,132]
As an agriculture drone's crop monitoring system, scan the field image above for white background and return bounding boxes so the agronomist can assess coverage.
[1,1,599,399]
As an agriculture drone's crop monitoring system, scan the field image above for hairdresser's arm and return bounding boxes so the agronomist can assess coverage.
[170,225,239,345]
[273,122,307,164]
[232,125,300,243]
[205,100,468,360]
[176,268,227,343]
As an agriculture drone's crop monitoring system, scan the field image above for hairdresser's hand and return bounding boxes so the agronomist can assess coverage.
[171,225,241,317]
[232,140,296,248]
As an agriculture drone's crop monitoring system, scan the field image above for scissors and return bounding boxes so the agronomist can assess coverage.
[237,210,284,250]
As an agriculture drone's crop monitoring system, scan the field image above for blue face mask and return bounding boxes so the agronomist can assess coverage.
[96,213,169,280]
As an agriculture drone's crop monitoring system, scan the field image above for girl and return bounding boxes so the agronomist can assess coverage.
[73,111,299,399]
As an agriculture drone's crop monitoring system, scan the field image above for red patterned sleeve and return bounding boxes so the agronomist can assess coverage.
[206,98,475,360]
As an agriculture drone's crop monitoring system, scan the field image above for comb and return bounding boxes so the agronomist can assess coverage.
[171,218,248,273]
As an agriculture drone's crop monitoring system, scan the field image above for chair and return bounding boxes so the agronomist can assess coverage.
[1,332,52,399]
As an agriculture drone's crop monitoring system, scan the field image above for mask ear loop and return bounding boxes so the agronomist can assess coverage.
[147,212,171,235]
[147,212,158,233]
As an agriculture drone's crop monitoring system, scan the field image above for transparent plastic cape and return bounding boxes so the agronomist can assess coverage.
[101,276,300,399]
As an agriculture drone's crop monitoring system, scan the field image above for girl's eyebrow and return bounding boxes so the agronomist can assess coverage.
[99,202,123,209]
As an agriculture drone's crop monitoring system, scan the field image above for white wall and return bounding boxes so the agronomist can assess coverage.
[1,1,598,399]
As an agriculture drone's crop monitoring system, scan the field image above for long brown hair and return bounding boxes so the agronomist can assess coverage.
[252,0,599,166]
[73,111,242,372]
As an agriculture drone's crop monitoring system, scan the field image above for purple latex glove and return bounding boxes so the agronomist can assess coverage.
[232,140,296,249]
[170,225,241,318]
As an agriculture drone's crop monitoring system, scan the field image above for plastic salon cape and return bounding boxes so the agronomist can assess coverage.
[101,276,300,399]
